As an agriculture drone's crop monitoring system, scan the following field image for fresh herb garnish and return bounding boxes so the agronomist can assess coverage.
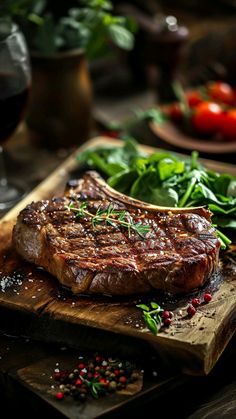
[66,201,150,238]
[77,139,236,248]
[136,302,164,335]
[85,378,105,399]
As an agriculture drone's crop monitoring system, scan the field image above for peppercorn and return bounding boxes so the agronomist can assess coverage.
[191,298,200,307]
[162,310,170,319]
[88,362,94,371]
[56,392,64,400]
[187,304,196,317]
[204,293,212,303]
[163,317,172,326]
[75,378,82,386]
[79,370,86,377]
[63,388,70,395]
[99,368,105,376]
[100,378,109,387]
[53,372,61,381]
[59,372,69,383]
[108,381,117,391]
[78,363,85,370]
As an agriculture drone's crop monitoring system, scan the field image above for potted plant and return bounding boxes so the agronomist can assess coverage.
[0,0,134,148]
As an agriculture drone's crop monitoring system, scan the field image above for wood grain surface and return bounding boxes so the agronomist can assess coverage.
[1,137,236,376]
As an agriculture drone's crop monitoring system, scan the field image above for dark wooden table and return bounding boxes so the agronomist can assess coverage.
[2,330,236,418]
[1,77,236,417]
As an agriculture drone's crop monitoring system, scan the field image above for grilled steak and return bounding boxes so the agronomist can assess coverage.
[13,171,220,295]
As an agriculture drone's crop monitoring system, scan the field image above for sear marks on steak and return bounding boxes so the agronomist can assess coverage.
[13,171,221,296]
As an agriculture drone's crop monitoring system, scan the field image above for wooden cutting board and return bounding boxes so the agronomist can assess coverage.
[1,136,236,376]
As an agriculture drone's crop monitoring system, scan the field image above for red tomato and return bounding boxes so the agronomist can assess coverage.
[186,91,202,108]
[207,81,235,105]
[192,102,223,134]
[167,102,183,122]
[219,110,236,140]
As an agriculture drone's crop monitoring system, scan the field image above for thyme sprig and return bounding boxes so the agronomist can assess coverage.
[66,201,150,238]
[136,302,164,335]
[80,376,105,399]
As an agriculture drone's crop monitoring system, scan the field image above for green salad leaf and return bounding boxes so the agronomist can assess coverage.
[77,138,236,249]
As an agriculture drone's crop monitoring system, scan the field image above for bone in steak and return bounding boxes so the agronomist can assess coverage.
[13,171,220,295]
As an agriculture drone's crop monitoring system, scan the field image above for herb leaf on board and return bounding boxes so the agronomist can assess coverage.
[137,303,164,335]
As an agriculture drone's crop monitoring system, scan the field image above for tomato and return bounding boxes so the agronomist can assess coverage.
[167,102,183,122]
[219,110,236,140]
[186,91,202,108]
[207,81,235,105]
[192,102,223,134]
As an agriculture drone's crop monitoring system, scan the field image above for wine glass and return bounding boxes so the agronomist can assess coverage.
[0,19,31,211]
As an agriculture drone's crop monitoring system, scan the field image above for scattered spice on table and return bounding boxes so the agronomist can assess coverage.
[51,353,140,402]
[187,292,213,318]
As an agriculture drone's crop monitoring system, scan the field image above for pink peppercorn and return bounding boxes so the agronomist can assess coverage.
[80,370,86,376]
[204,293,212,303]
[187,304,196,317]
[162,310,170,319]
[56,392,64,400]
[191,298,200,307]
[163,317,172,326]
[53,372,61,381]
[75,378,82,386]
[99,378,109,387]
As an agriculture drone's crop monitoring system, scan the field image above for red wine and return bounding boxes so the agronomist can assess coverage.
[0,74,29,143]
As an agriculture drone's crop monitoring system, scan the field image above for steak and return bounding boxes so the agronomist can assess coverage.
[13,171,220,295]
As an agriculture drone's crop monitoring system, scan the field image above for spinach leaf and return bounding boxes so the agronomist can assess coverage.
[214,174,234,196]
[213,217,236,229]
[158,158,185,181]
[108,169,137,194]
[227,180,236,197]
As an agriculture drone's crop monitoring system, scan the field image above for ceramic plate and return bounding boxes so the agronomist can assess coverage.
[150,119,236,154]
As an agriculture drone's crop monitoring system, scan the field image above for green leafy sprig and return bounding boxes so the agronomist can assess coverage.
[136,302,164,335]
[85,378,105,399]
[66,201,150,238]
[1,0,135,56]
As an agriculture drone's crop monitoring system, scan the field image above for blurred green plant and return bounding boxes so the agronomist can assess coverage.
[0,0,135,58]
